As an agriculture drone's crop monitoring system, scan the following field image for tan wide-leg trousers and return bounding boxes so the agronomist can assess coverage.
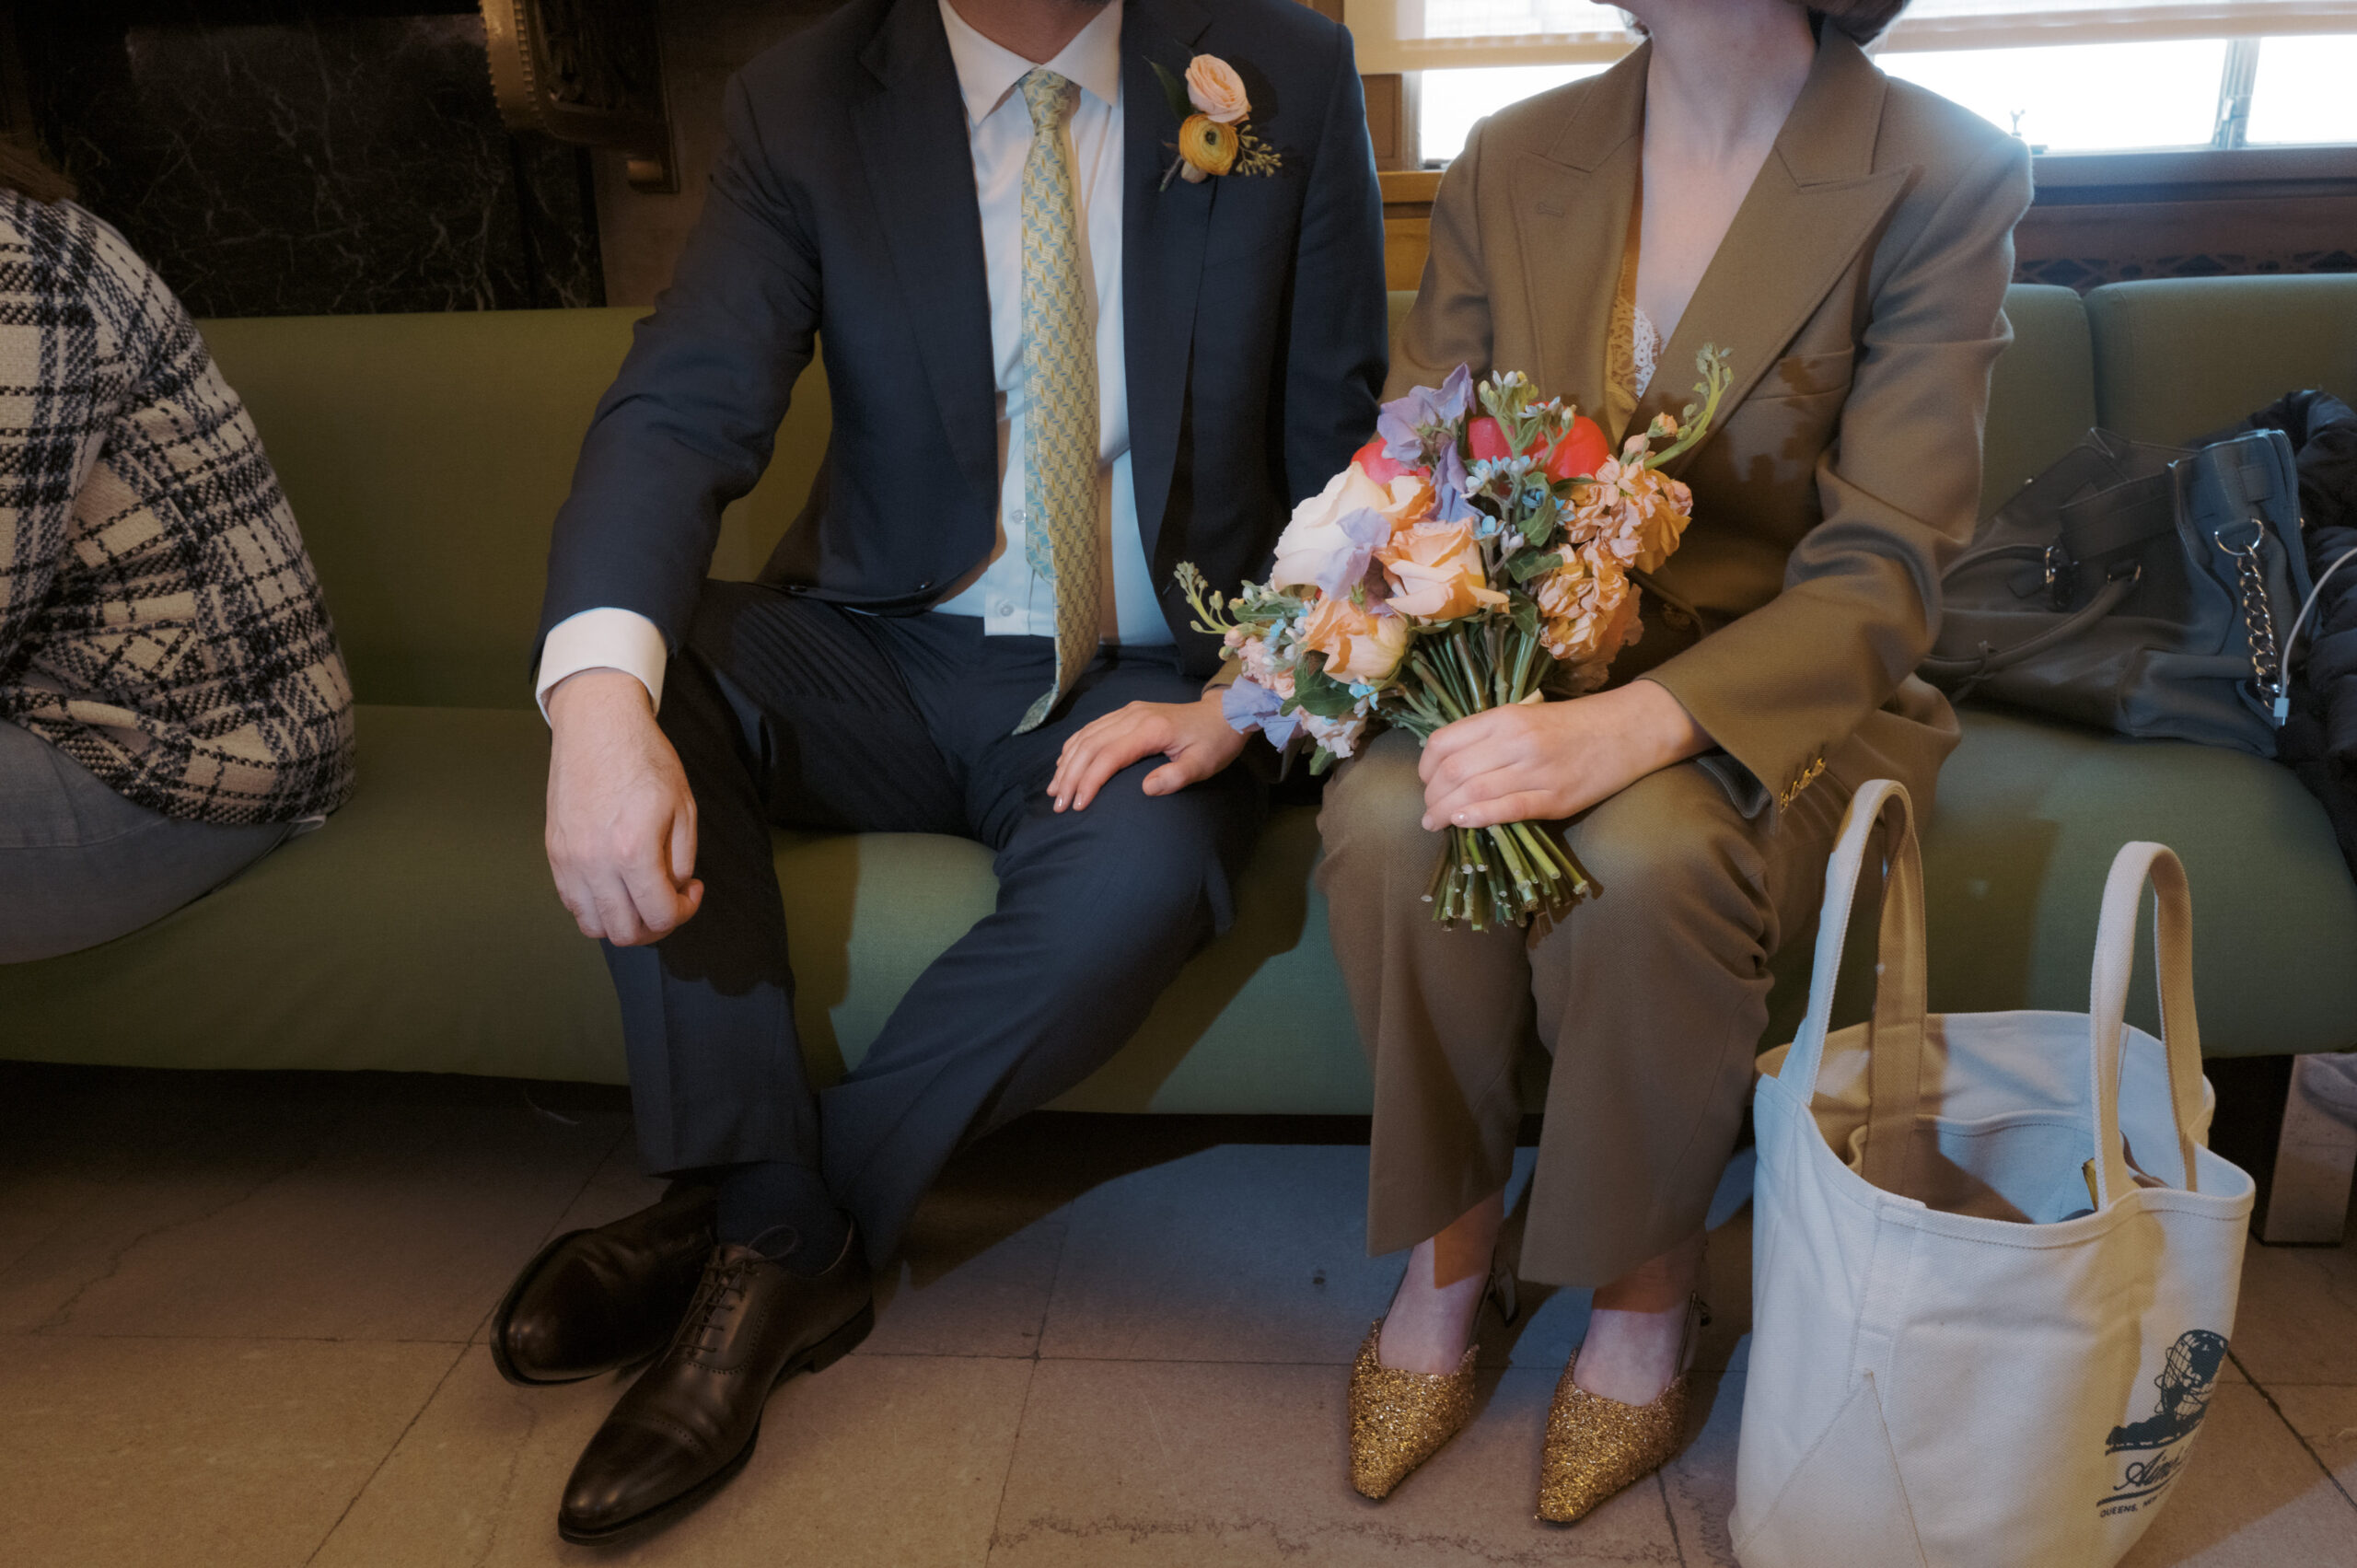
[1318,727,1863,1288]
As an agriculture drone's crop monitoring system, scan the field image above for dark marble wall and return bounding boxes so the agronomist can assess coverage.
[19,1,603,316]
[594,0,851,307]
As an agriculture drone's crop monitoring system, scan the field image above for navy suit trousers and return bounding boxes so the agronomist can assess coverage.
[604,580,1263,1261]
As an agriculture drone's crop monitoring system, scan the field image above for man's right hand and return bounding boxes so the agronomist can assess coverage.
[545,668,703,947]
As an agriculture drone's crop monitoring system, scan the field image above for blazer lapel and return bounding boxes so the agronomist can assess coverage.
[1638,30,1910,470]
[851,0,1001,517]
[1511,45,1647,420]
[1121,0,1213,561]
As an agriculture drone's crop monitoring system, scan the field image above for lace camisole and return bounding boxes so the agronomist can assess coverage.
[1603,180,1662,444]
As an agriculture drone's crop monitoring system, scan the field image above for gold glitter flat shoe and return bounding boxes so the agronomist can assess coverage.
[1348,1261,1516,1501]
[1537,1295,1708,1524]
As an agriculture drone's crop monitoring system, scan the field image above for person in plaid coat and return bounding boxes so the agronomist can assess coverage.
[0,144,354,962]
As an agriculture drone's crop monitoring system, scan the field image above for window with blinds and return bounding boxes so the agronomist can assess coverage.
[1349,0,2357,70]
[1365,1,2357,164]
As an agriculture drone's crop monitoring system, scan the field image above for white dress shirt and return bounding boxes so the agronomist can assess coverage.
[534,0,1166,716]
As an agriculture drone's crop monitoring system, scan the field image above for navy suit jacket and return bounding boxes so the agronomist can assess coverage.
[538,0,1389,679]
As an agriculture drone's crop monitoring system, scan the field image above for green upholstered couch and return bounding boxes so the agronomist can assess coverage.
[6,278,2357,1107]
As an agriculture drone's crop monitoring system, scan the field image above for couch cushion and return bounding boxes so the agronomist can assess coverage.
[0,705,622,1079]
[6,701,2347,1096]
[2086,274,2357,445]
[197,311,829,709]
[1917,705,2357,1058]
[0,705,1372,1109]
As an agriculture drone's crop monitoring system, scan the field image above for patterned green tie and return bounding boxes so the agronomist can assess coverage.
[1013,68,1102,735]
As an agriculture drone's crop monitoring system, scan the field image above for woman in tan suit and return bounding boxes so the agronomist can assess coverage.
[1323,0,2030,1519]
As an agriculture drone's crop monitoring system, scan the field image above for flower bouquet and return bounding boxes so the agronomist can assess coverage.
[1180,348,1733,930]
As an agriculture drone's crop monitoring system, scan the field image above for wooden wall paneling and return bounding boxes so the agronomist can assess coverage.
[1361,73,1422,171]
[2014,149,2357,290]
[1381,170,1440,289]
[1376,152,2357,297]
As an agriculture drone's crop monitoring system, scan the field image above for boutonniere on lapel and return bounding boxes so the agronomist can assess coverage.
[1151,55,1281,191]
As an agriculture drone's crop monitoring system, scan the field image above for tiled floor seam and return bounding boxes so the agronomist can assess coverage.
[2233,1351,2357,1515]
[981,1194,1074,1563]
[301,1338,474,1567]
[27,1152,329,1334]
[980,1356,1042,1562]
[1655,1469,1689,1565]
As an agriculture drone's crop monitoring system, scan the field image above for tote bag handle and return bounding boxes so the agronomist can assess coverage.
[1774,778,1931,1191]
[2088,842,2207,1203]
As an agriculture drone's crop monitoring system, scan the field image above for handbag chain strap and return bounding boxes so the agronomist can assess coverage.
[2215,518,2284,720]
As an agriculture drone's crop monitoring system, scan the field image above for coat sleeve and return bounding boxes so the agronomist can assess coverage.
[536,71,822,659]
[0,210,122,669]
[1278,22,1389,510]
[1643,133,2033,807]
[1387,116,1494,401]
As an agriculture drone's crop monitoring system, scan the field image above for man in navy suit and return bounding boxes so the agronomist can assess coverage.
[496,0,1384,1538]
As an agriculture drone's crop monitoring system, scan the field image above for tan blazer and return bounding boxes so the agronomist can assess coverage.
[1393,29,2032,814]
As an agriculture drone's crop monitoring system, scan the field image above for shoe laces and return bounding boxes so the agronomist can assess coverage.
[676,1253,755,1362]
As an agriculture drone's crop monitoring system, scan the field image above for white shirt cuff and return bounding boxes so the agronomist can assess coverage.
[535,607,669,721]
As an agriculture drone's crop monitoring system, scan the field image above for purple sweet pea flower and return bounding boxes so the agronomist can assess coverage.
[1434,364,1474,422]
[1430,444,1477,523]
[1222,676,1298,748]
[1376,364,1477,463]
[1317,505,1397,598]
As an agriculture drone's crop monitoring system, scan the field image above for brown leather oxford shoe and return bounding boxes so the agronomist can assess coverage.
[490,1183,717,1387]
[555,1230,874,1543]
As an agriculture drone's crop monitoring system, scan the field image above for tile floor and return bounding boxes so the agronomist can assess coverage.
[1,1063,2352,1566]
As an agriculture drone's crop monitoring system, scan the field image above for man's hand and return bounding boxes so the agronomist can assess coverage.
[545,668,704,946]
[1419,679,1712,831]
[1048,690,1249,813]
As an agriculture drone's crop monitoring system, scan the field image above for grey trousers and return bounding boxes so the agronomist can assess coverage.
[1317,726,1864,1288]
[0,720,288,963]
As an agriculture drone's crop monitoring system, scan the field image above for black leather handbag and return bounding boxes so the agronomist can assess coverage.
[1922,427,2315,757]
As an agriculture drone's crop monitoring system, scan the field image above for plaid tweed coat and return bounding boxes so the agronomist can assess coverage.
[0,192,354,825]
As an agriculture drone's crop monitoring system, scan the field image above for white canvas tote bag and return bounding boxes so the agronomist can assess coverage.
[1734,779,2255,1568]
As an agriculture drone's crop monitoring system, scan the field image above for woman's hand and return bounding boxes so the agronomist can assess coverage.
[1418,679,1711,830]
[1049,690,1249,812]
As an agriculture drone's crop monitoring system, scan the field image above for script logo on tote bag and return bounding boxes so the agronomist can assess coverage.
[2100,1330,2231,1517]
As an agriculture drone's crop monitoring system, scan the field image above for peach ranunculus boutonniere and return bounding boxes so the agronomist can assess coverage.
[1152,54,1282,189]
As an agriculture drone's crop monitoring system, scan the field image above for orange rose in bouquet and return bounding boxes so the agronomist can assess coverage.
[1299,595,1411,685]
[1379,519,1509,621]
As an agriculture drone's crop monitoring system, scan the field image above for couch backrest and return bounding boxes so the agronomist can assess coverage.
[199,308,826,709]
[205,277,2339,712]
[2084,273,2357,445]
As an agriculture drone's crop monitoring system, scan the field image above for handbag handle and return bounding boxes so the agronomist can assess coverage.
[2087,842,2206,1204]
[1774,778,1930,1191]
[1918,571,2139,682]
